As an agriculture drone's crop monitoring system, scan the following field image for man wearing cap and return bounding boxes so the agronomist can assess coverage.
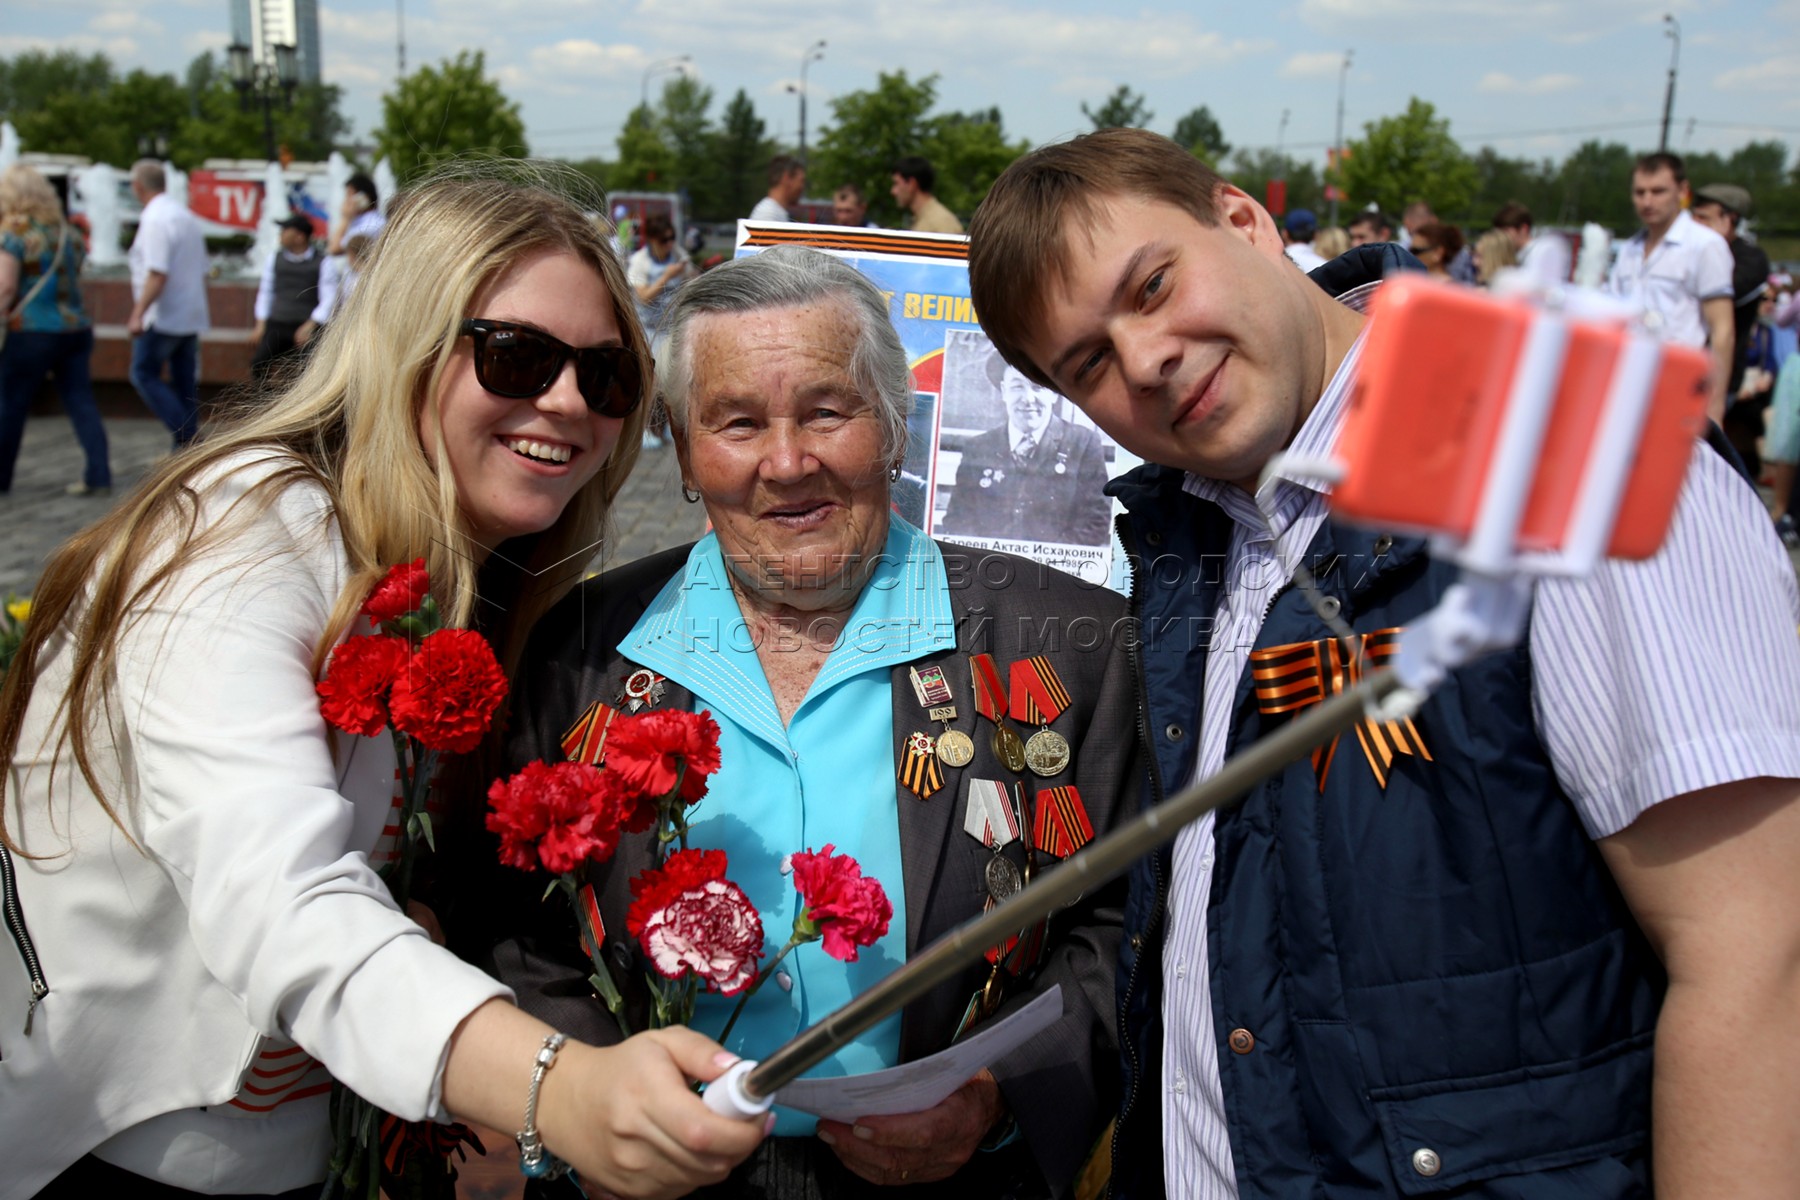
[1281,210,1326,272]
[1691,182,1772,403]
[940,353,1112,546]
[1606,152,1735,421]
[249,214,322,383]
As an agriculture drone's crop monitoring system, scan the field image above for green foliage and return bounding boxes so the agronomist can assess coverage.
[811,71,1028,227]
[1339,97,1478,220]
[1172,106,1231,163]
[713,89,774,220]
[612,103,677,192]
[0,49,347,167]
[1082,85,1153,131]
[660,75,719,211]
[376,51,527,182]
[1551,140,1638,230]
[1225,148,1323,216]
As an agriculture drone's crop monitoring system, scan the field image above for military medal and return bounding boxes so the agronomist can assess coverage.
[910,664,976,768]
[970,654,1028,773]
[897,730,944,800]
[560,698,621,765]
[1034,785,1096,859]
[617,666,667,713]
[964,779,1023,903]
[1009,656,1073,777]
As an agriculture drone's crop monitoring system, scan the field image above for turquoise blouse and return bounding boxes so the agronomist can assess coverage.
[620,516,956,1134]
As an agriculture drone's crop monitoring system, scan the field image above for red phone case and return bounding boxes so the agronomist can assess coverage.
[1334,275,1708,560]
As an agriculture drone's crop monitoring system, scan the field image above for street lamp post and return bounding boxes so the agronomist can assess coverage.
[641,55,692,112]
[1330,49,1353,228]
[1659,15,1680,153]
[226,40,299,163]
[797,39,826,164]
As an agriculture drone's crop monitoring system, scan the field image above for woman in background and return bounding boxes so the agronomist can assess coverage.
[0,163,109,497]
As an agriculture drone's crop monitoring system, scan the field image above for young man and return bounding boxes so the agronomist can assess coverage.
[831,182,875,228]
[249,213,322,383]
[1689,182,1772,400]
[968,127,1800,1200]
[1492,201,1572,289]
[1606,153,1735,422]
[126,159,210,448]
[891,156,963,235]
[1345,208,1395,248]
[749,155,805,223]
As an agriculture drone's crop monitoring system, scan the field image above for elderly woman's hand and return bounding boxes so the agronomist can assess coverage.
[815,1070,1006,1186]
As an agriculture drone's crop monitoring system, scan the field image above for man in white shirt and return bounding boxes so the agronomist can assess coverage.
[126,159,210,448]
[748,156,804,223]
[1280,208,1326,272]
[1492,201,1572,289]
[968,126,1800,1200]
[1605,152,1735,421]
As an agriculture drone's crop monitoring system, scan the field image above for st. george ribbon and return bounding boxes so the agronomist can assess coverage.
[704,260,1714,1119]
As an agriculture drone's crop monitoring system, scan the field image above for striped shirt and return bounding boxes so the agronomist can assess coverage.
[1159,283,1800,1196]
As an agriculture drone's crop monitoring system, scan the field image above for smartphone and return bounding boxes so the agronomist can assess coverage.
[346,192,372,215]
[1333,273,1710,562]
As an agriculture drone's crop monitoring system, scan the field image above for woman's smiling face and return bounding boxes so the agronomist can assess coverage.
[675,301,893,613]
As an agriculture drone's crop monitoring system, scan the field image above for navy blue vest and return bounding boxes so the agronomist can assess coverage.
[1110,467,1664,1198]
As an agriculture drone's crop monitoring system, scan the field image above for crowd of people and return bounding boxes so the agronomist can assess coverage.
[0,126,1797,1200]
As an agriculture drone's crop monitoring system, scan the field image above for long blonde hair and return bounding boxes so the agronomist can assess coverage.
[0,165,649,851]
[0,164,65,226]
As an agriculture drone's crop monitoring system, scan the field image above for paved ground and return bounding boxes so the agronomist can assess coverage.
[0,415,703,600]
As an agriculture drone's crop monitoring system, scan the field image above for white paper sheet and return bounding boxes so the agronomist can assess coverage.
[772,984,1064,1121]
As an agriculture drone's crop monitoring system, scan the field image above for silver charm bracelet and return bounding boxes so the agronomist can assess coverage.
[517,1032,572,1179]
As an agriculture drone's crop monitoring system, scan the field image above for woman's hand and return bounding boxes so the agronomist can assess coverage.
[539,1027,770,1199]
[815,1071,1006,1186]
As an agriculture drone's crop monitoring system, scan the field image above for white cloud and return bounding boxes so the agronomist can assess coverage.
[527,39,647,77]
[180,30,229,54]
[0,32,137,59]
[90,10,161,35]
[1298,0,1697,41]
[1478,71,1580,94]
[1714,54,1800,91]
[1281,51,1346,78]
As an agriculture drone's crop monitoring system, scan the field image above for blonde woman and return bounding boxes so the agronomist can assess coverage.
[0,163,108,496]
[0,172,765,1200]
[1474,227,1520,286]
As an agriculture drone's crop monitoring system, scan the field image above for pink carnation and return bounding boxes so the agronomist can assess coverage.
[637,877,764,996]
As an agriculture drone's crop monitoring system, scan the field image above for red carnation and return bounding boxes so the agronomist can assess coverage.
[486,760,627,874]
[362,558,431,624]
[316,634,409,736]
[637,877,764,996]
[791,844,893,963]
[626,848,729,939]
[605,710,722,806]
[389,628,508,754]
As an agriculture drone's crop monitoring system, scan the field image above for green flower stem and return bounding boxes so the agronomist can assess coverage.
[715,934,806,1047]
[558,874,635,1037]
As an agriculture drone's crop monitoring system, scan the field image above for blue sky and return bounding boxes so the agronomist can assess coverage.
[8,0,1800,169]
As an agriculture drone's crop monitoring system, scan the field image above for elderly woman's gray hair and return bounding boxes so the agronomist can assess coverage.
[655,246,914,461]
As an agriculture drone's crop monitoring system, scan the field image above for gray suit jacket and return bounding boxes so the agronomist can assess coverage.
[479,540,1140,1196]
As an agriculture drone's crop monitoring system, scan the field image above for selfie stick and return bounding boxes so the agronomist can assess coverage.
[704,269,1691,1119]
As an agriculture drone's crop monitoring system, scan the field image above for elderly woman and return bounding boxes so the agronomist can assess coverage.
[477,246,1136,1199]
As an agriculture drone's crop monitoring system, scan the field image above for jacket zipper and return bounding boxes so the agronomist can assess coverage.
[1111,515,1170,1193]
[0,841,48,1033]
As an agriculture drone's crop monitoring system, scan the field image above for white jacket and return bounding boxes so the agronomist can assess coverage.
[0,454,509,1197]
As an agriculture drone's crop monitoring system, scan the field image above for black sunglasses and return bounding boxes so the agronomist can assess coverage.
[459,319,644,419]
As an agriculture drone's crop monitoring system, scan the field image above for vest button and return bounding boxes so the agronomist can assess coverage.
[1129,933,1145,951]
[1411,1148,1442,1177]
[1145,531,1165,547]
[1227,1028,1255,1054]
[1317,596,1341,621]
[1374,533,1394,556]
[1164,723,1184,742]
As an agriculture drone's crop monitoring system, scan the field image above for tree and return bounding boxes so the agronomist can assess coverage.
[611,103,675,192]
[1172,105,1230,163]
[0,49,112,116]
[376,51,526,181]
[1082,85,1153,131]
[711,89,773,221]
[811,71,1027,227]
[1552,140,1638,231]
[1225,148,1323,217]
[658,75,720,213]
[1338,96,1478,220]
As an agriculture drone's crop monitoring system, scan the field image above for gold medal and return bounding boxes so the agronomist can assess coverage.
[1024,728,1071,776]
[992,724,1027,773]
[936,728,975,767]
